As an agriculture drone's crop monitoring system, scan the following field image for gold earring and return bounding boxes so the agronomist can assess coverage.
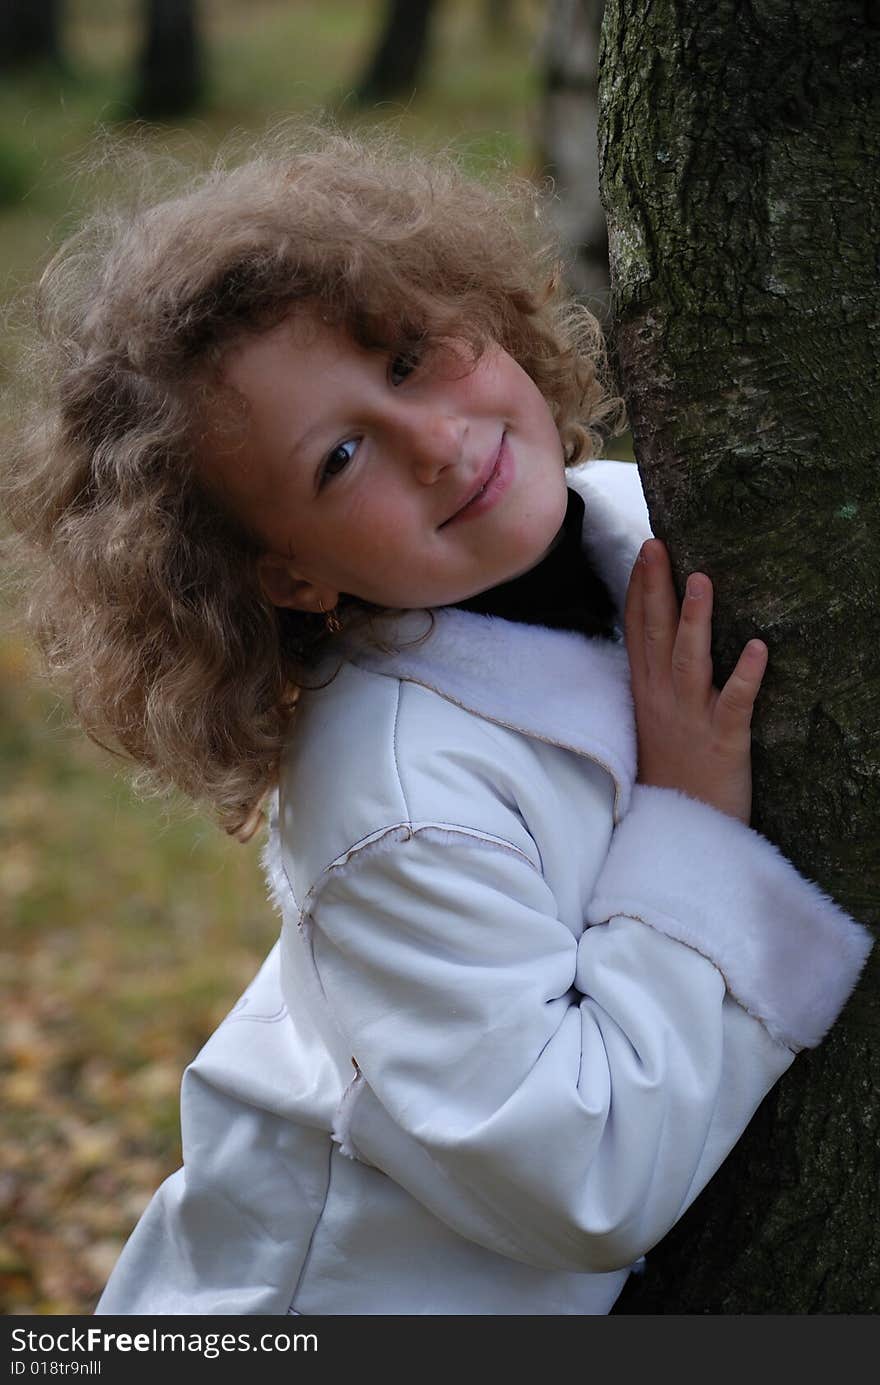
[318,599,342,635]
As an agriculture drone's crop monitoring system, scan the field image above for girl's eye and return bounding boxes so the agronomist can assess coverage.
[320,438,358,486]
[389,350,420,386]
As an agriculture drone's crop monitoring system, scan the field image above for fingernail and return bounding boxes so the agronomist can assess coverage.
[686,575,704,599]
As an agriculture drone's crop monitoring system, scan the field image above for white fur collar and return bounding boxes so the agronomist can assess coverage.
[341,460,652,820]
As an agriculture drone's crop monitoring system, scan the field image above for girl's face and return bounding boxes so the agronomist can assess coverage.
[209,308,569,614]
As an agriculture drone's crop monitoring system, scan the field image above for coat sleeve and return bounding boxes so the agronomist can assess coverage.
[304,798,870,1275]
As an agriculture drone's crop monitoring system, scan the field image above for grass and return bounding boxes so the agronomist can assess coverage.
[0,0,626,1315]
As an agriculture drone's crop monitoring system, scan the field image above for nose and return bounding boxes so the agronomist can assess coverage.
[397,407,465,484]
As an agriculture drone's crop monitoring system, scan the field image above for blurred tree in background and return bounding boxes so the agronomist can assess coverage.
[0,0,64,72]
[354,0,438,105]
[132,0,203,120]
[485,0,516,35]
[537,0,608,309]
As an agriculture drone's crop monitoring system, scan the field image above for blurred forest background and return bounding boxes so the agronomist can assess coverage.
[1,0,626,1315]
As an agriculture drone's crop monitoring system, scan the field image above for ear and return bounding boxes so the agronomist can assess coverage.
[257,553,339,614]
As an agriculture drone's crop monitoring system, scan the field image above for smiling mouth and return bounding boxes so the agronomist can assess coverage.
[441,438,504,527]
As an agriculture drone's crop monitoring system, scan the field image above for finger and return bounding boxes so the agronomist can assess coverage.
[624,545,649,689]
[713,640,768,740]
[637,539,679,678]
[670,572,714,704]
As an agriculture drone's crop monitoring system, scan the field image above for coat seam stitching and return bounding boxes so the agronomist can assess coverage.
[286,1137,334,1315]
[589,907,799,1056]
[299,821,542,919]
[391,679,413,833]
[366,667,626,823]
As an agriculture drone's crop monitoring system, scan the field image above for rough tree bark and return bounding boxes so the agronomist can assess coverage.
[599,0,879,1312]
[0,0,63,71]
[132,0,202,121]
[537,0,609,309]
[354,0,438,107]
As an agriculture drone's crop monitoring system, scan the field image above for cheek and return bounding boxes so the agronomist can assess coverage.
[492,355,555,431]
[522,378,559,435]
[332,499,413,581]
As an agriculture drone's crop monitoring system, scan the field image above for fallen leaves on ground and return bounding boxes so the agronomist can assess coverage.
[1,634,278,1315]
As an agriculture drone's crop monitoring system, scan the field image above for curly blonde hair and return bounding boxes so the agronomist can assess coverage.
[3,123,623,838]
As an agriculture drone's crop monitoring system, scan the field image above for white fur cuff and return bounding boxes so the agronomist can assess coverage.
[585,785,873,1051]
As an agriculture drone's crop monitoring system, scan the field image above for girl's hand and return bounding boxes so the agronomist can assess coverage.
[624,539,768,825]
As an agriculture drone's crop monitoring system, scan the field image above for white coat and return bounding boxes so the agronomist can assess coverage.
[96,461,871,1316]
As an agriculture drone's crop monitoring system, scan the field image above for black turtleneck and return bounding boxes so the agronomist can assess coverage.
[452,488,617,640]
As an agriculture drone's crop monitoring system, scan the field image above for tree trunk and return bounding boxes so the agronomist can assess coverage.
[599,0,879,1313]
[0,0,62,71]
[537,0,609,311]
[132,0,202,121]
[354,0,438,106]
[485,0,515,35]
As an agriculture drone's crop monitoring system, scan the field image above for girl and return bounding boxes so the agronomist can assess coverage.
[4,127,870,1316]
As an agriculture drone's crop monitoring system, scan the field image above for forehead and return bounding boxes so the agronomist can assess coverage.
[197,308,361,525]
[221,307,359,397]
